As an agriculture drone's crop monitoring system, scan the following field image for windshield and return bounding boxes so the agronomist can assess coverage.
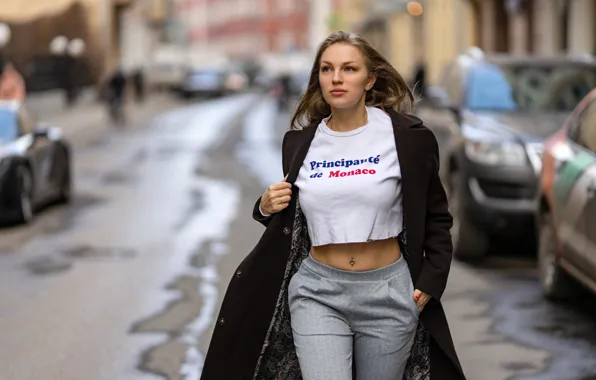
[0,109,18,142]
[465,63,596,112]
[189,71,221,83]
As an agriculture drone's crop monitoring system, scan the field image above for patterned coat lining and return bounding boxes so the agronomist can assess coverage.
[253,200,431,380]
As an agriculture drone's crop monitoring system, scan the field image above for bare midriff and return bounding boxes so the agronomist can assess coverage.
[310,237,401,271]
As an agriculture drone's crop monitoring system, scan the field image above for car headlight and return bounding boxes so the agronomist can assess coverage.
[464,139,527,166]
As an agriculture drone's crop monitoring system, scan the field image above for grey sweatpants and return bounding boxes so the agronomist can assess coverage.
[288,254,419,380]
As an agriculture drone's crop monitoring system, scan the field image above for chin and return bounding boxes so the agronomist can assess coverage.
[324,96,361,110]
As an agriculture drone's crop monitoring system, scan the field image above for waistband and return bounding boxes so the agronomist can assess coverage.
[301,253,409,282]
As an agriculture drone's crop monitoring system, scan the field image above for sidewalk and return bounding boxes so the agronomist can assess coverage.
[25,90,185,149]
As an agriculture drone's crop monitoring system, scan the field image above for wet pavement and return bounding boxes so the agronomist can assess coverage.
[0,93,595,380]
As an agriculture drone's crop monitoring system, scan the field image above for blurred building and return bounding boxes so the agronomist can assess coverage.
[477,0,596,57]
[0,0,168,87]
[337,0,477,85]
[342,0,596,86]
[171,0,309,58]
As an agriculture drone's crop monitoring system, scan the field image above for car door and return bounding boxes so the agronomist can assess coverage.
[571,100,596,281]
[553,99,596,278]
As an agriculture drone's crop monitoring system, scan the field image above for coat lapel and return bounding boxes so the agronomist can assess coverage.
[392,125,414,233]
[285,126,318,185]
[387,109,425,277]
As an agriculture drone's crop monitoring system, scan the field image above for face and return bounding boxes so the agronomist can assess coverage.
[318,43,375,109]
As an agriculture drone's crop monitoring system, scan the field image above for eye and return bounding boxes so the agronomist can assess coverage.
[321,66,332,72]
[345,66,356,72]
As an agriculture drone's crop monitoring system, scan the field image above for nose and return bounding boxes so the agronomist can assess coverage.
[332,70,343,84]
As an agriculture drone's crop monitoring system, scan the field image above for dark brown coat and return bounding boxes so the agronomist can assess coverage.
[200,109,466,380]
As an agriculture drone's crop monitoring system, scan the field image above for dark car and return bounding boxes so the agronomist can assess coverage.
[536,89,596,299]
[0,101,71,224]
[420,50,596,258]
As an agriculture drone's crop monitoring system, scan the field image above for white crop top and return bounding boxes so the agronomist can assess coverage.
[294,106,403,247]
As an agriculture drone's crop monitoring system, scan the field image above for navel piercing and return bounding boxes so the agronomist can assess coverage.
[349,257,355,267]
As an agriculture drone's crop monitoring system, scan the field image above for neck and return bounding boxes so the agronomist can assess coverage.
[328,99,368,132]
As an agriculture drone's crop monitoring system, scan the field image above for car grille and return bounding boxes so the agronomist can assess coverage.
[476,178,536,200]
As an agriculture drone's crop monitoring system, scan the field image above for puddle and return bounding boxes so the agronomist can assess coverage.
[173,189,206,231]
[24,245,136,275]
[102,170,136,185]
[133,240,228,380]
[487,281,596,380]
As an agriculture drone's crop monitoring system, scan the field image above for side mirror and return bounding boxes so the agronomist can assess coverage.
[33,123,49,139]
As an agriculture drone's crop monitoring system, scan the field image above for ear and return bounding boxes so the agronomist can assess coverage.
[365,75,376,91]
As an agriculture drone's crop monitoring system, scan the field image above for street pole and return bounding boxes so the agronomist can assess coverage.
[50,35,85,107]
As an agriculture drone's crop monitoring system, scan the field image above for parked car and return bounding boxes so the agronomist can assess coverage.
[178,67,246,99]
[536,89,596,300]
[420,49,596,258]
[178,68,226,98]
[0,101,71,224]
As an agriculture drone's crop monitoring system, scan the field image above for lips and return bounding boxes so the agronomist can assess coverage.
[331,89,346,95]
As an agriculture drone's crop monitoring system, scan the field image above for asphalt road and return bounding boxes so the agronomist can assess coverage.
[0,93,595,380]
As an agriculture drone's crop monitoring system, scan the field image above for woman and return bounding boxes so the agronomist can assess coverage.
[201,31,466,380]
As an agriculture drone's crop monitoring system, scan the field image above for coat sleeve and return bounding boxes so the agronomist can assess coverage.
[415,133,454,300]
[252,131,293,227]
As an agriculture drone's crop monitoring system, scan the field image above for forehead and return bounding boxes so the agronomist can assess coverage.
[320,43,365,64]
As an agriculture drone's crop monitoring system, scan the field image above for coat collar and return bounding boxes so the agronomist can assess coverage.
[285,108,422,185]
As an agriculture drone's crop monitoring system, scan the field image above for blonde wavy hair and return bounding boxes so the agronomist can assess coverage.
[290,31,414,130]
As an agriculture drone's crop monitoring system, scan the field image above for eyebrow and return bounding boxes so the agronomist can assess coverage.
[321,61,357,65]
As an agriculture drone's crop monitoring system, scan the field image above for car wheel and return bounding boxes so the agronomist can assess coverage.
[538,211,576,300]
[15,166,34,224]
[449,171,489,259]
[57,150,72,204]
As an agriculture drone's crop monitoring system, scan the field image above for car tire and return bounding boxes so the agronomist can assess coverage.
[57,150,72,204]
[538,211,577,300]
[449,171,489,259]
[15,165,34,224]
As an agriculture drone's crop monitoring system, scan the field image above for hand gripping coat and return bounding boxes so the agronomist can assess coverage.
[200,109,467,380]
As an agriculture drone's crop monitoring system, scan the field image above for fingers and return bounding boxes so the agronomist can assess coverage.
[413,289,422,302]
[413,289,431,312]
[263,201,288,214]
[261,180,293,214]
[269,181,292,191]
[270,188,292,199]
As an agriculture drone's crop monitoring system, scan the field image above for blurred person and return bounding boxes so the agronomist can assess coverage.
[201,31,465,380]
[411,55,427,101]
[105,67,127,123]
[62,54,77,106]
[0,57,25,102]
[275,73,292,110]
[131,68,145,103]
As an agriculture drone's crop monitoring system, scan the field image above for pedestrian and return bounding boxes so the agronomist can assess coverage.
[413,60,426,99]
[201,31,465,380]
[105,67,127,123]
[132,68,145,103]
[0,57,25,103]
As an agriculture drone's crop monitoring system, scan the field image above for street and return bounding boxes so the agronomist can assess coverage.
[1,93,595,380]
